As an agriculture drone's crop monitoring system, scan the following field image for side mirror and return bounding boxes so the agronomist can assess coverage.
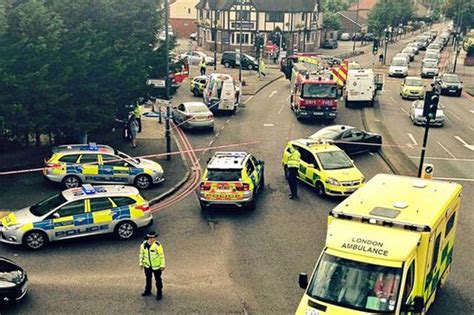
[307,164,315,169]
[299,273,308,289]
[53,212,60,219]
[258,160,265,165]
[413,296,424,313]
[123,162,129,167]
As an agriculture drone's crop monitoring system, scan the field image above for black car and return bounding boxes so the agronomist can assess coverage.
[221,51,258,70]
[321,39,338,49]
[363,33,375,41]
[309,125,382,155]
[351,33,363,41]
[0,258,28,306]
[437,73,463,97]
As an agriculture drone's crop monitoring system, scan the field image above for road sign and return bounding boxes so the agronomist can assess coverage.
[421,163,434,179]
[146,79,166,88]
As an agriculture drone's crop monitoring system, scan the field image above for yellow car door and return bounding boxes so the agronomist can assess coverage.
[79,154,99,182]
[294,146,314,185]
[100,154,130,184]
[87,197,114,233]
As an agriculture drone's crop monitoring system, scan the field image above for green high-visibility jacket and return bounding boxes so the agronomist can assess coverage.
[287,149,301,168]
[139,241,165,270]
[199,60,206,69]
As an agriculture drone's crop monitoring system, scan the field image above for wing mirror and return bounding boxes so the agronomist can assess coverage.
[298,273,308,289]
[258,160,265,165]
[53,212,60,219]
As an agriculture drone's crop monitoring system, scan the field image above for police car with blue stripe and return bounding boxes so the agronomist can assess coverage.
[43,143,164,189]
[0,185,153,250]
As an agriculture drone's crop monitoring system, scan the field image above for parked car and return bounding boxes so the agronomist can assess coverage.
[180,51,214,65]
[173,102,214,130]
[309,125,382,155]
[395,53,411,64]
[427,43,442,52]
[340,33,351,41]
[363,33,375,41]
[221,51,258,70]
[410,100,445,126]
[436,73,463,96]
[189,32,197,41]
[425,50,441,61]
[351,33,363,41]
[0,258,28,306]
[321,39,338,49]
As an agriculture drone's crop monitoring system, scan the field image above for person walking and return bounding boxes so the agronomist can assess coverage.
[128,112,139,148]
[139,231,166,300]
[199,57,207,75]
[378,53,384,65]
[286,144,301,199]
[258,59,266,78]
[133,103,142,133]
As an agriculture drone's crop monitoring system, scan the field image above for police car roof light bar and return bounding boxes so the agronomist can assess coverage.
[81,184,96,195]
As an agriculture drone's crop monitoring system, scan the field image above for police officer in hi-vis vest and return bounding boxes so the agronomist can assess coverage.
[139,231,165,300]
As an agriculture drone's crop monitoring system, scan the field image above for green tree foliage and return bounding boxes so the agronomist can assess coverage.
[444,0,473,32]
[0,0,166,146]
[368,0,414,35]
[323,11,342,31]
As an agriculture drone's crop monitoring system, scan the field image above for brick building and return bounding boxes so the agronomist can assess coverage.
[170,0,199,38]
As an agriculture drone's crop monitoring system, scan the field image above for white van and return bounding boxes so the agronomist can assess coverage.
[203,73,241,113]
[345,69,377,107]
[389,57,408,77]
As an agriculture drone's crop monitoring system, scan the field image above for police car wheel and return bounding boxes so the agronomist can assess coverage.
[259,174,265,191]
[23,230,48,250]
[63,175,81,189]
[315,181,326,197]
[114,221,136,240]
[135,174,152,189]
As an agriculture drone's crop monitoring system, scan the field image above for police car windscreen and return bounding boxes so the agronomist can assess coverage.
[317,151,353,170]
[207,169,241,181]
[302,84,337,99]
[306,253,402,313]
[30,193,67,216]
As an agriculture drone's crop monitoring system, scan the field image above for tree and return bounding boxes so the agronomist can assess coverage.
[323,12,341,31]
[368,0,414,35]
[444,0,473,33]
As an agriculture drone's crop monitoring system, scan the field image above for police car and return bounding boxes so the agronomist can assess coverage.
[189,75,208,97]
[0,185,153,250]
[43,143,164,189]
[197,152,265,210]
[282,139,365,197]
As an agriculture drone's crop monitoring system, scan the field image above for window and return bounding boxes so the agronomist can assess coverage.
[206,10,210,19]
[111,197,136,207]
[206,169,242,181]
[246,159,255,175]
[266,12,284,23]
[102,155,125,167]
[231,32,252,45]
[297,147,316,166]
[237,10,250,21]
[59,154,80,164]
[301,13,305,21]
[79,154,98,164]
[188,8,191,14]
[90,198,113,212]
[445,212,456,237]
[57,200,85,217]
[199,9,203,20]
[177,104,185,111]
[402,261,415,302]
[30,193,67,216]
[430,234,441,272]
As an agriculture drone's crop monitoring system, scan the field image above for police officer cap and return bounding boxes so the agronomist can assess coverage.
[146,231,158,238]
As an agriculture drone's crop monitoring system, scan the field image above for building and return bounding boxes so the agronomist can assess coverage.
[337,10,368,35]
[170,0,199,38]
[195,0,323,54]
[347,0,378,21]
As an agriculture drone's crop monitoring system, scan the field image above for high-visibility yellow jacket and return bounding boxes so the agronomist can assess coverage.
[259,61,266,72]
[139,241,165,270]
[199,59,206,69]
[287,149,301,168]
[134,105,142,118]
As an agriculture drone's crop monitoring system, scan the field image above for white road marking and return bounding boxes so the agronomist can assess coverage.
[433,177,474,182]
[454,136,474,151]
[408,133,418,145]
[447,110,462,121]
[470,110,474,114]
[208,140,214,147]
[374,119,381,122]
[263,123,274,127]
[243,96,254,105]
[220,125,225,130]
[400,107,410,117]
[215,132,220,137]
[469,126,474,131]
[368,152,374,156]
[269,90,277,98]
[286,95,291,101]
[437,141,457,159]
[226,119,231,124]
[278,102,286,114]
[408,156,474,162]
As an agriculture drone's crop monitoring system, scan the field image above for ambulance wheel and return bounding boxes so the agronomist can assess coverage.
[23,230,48,250]
[315,181,326,197]
[114,221,136,240]
[135,174,152,189]
[193,87,200,97]
[63,175,81,189]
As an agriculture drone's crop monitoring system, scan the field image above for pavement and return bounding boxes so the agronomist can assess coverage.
[450,50,474,97]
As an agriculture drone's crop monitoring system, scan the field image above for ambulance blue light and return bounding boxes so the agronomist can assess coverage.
[81,184,96,194]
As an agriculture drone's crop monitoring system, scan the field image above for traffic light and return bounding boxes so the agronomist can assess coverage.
[372,39,379,55]
[423,91,439,119]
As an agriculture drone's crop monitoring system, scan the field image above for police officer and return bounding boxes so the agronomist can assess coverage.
[286,144,301,199]
[258,59,266,78]
[199,57,207,75]
[139,231,165,300]
[134,103,142,133]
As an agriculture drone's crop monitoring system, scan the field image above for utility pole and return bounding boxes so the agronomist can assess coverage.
[353,0,359,52]
[238,0,243,83]
[164,0,171,160]
[453,39,461,73]
[214,10,218,71]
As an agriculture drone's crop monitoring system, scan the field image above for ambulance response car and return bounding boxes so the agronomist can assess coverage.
[43,143,164,189]
[0,185,153,250]
[197,152,265,210]
[282,139,364,197]
[296,174,462,315]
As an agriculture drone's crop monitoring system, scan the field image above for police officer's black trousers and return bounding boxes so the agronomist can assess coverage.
[144,268,163,295]
[200,67,206,75]
[287,167,298,197]
[137,117,142,133]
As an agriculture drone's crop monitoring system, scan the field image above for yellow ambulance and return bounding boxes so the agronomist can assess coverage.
[296,174,462,315]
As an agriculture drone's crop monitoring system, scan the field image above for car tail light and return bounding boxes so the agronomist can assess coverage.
[200,182,212,191]
[235,183,250,191]
[45,162,61,169]
[136,204,150,212]
[207,114,214,119]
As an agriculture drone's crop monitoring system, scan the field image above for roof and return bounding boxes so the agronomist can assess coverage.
[62,185,139,201]
[337,10,367,27]
[182,101,208,107]
[196,0,318,12]
[207,151,248,169]
[292,139,340,153]
[348,0,377,11]
[327,219,421,262]
[52,143,115,155]
[331,174,462,231]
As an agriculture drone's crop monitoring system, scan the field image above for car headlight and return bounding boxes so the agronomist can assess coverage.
[326,178,340,186]
[4,223,23,231]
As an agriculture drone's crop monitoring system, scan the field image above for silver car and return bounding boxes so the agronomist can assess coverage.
[0,185,153,249]
[402,47,416,61]
[421,60,439,78]
[410,100,444,126]
[173,102,214,130]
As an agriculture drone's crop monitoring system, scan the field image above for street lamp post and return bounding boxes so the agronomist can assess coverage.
[238,0,243,83]
[353,0,359,52]
[214,10,219,71]
[453,39,462,73]
[164,0,171,160]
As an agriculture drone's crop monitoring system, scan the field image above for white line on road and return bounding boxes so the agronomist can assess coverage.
[433,177,474,182]
[454,135,474,151]
[437,141,457,159]
[408,156,474,162]
[469,126,474,131]
[269,90,278,98]
[368,152,374,156]
[208,140,214,147]
[243,96,254,105]
[408,133,418,146]
[400,107,410,117]
[226,119,231,124]
[220,125,225,130]
[215,132,220,137]
[278,102,286,114]
[263,123,275,127]
[447,110,462,121]
[470,110,474,114]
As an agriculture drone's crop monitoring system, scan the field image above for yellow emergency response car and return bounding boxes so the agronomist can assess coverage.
[282,139,364,197]
[197,151,265,210]
[296,174,462,315]
[400,77,425,100]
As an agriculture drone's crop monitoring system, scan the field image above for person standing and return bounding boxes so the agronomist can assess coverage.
[128,112,139,148]
[139,231,166,300]
[378,53,384,65]
[258,59,266,78]
[286,144,301,199]
[199,57,207,75]
[133,103,142,133]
